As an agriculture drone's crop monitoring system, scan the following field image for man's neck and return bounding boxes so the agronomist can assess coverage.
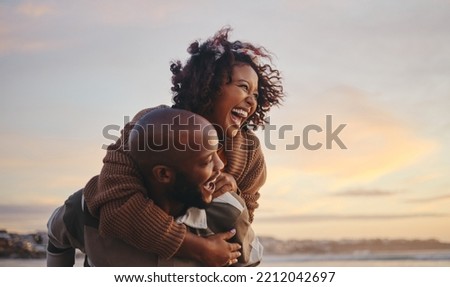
[147,187,186,218]
[170,203,186,218]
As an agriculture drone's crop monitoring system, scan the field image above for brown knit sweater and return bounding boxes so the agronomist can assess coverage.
[83,106,266,259]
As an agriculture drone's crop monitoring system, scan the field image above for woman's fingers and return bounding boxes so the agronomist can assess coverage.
[213,172,237,198]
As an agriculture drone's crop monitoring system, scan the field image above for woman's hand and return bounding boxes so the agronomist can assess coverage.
[178,229,241,266]
[213,172,238,198]
[202,230,242,266]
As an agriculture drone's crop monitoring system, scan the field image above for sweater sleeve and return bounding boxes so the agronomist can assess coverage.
[236,131,266,223]
[83,106,187,259]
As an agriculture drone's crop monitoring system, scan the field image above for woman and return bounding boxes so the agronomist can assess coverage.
[83,27,284,266]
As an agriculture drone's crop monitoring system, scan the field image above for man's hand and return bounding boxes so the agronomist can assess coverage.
[178,229,241,266]
[213,172,237,198]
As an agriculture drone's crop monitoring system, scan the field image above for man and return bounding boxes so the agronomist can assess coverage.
[47,108,263,266]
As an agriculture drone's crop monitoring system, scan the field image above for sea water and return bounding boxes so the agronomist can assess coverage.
[2,252,450,267]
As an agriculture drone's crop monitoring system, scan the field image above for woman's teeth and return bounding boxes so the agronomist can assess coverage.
[231,108,248,126]
[232,108,248,118]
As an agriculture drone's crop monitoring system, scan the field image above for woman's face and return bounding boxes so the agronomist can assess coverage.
[208,63,259,139]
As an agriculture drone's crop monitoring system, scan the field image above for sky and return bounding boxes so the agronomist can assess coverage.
[1,0,449,242]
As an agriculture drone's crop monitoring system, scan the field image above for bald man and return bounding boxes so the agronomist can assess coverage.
[47,108,263,266]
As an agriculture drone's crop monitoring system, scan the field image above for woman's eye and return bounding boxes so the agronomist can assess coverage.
[240,85,249,92]
[253,93,259,98]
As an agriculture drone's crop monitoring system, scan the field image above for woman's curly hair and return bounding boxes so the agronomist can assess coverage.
[171,27,284,130]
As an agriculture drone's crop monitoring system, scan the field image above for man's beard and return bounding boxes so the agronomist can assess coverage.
[169,171,208,209]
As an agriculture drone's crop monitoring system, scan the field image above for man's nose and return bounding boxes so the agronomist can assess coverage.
[213,152,225,171]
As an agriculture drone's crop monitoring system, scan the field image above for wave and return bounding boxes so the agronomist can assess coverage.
[263,250,450,262]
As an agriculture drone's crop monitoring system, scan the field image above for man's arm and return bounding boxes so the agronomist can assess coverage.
[206,192,262,266]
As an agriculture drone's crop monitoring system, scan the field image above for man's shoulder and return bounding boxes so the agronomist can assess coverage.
[213,192,246,211]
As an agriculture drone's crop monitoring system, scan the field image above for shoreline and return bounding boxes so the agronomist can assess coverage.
[2,256,450,267]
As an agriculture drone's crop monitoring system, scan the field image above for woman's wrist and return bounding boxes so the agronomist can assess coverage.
[176,231,206,263]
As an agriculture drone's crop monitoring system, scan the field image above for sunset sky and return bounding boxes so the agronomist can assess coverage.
[1,0,449,242]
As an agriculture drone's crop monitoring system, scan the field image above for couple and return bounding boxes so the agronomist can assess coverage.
[47,27,284,267]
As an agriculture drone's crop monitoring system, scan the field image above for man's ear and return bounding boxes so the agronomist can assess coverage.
[152,165,175,183]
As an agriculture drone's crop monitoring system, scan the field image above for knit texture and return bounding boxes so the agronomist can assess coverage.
[84,106,266,259]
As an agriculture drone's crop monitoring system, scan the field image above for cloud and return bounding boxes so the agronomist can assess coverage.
[258,213,448,223]
[0,2,66,55]
[0,204,57,233]
[334,189,399,197]
[0,133,103,170]
[0,132,104,205]
[0,204,56,215]
[263,86,438,188]
[406,193,450,203]
[16,2,55,18]
[84,0,190,26]
[0,38,66,55]
[0,0,192,56]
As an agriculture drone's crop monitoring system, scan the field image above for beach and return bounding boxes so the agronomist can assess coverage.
[2,254,450,267]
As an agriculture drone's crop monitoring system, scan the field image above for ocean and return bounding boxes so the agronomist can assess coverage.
[2,252,450,267]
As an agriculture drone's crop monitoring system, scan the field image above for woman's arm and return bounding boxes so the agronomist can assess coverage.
[228,130,267,223]
[83,107,240,264]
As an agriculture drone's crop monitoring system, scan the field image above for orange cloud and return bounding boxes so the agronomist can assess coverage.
[0,133,104,205]
[0,2,66,55]
[263,86,438,189]
[90,0,187,26]
[16,3,55,18]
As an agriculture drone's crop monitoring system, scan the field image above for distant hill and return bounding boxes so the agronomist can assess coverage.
[259,236,450,255]
[2,229,450,259]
